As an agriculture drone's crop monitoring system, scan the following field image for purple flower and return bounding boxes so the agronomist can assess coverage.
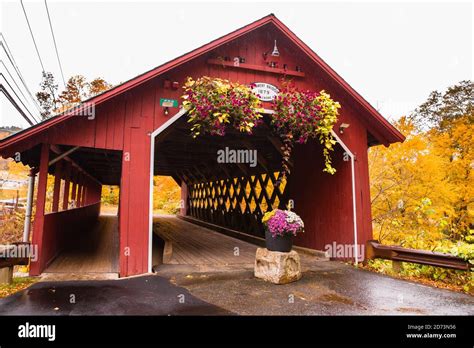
[263,209,304,238]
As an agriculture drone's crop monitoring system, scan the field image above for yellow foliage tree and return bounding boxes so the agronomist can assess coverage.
[371,80,473,247]
[368,81,473,293]
[153,176,181,214]
[430,115,474,240]
[369,117,457,248]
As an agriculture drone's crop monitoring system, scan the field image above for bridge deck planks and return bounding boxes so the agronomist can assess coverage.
[153,215,256,265]
[45,215,119,273]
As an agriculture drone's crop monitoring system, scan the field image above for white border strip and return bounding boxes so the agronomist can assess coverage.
[331,129,359,265]
[148,108,188,272]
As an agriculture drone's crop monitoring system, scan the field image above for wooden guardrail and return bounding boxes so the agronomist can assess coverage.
[0,242,30,284]
[0,242,30,268]
[366,240,472,271]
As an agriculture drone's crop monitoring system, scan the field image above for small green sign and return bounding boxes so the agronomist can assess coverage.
[160,98,179,108]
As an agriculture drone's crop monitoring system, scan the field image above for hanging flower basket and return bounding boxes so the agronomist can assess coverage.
[272,82,340,177]
[182,76,264,137]
[182,76,340,177]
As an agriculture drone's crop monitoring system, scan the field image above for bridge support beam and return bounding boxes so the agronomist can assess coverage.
[30,143,49,276]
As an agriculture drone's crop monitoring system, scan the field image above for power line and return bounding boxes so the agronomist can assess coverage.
[44,0,66,88]
[0,73,39,124]
[1,60,41,123]
[1,60,32,110]
[0,39,42,122]
[0,33,42,113]
[0,84,35,126]
[20,0,45,73]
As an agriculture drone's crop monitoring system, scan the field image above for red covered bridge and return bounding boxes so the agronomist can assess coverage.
[0,14,404,277]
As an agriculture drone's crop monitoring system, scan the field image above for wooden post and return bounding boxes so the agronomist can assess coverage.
[62,161,71,211]
[119,128,151,277]
[30,143,49,276]
[365,240,375,262]
[81,176,86,206]
[81,177,87,206]
[51,161,63,212]
[0,267,13,285]
[392,260,403,273]
[70,167,77,208]
[180,181,188,216]
[77,173,83,207]
[82,178,88,205]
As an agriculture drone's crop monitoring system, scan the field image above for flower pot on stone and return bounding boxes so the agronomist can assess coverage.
[265,229,293,252]
[262,209,304,253]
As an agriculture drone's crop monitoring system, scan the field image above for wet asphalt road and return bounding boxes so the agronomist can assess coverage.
[161,261,474,315]
[0,261,472,315]
[0,275,231,315]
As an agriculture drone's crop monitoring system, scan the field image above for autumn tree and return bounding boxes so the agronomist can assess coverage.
[369,81,473,293]
[36,73,113,117]
[370,118,456,246]
[89,77,112,96]
[410,80,473,131]
[429,114,474,240]
[411,81,473,240]
[35,71,59,119]
[101,185,119,205]
[371,80,473,245]
[153,176,181,214]
[58,75,88,106]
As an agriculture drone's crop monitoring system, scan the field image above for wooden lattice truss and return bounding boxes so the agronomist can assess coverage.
[186,171,288,236]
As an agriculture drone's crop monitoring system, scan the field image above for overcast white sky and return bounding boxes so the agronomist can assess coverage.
[0,0,472,129]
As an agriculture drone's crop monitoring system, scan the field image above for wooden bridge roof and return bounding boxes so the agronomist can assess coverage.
[0,14,404,156]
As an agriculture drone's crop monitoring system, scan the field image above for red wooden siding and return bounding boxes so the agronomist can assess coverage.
[33,203,101,275]
[29,144,103,275]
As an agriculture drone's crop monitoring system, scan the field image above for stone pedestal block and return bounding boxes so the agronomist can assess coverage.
[254,248,302,284]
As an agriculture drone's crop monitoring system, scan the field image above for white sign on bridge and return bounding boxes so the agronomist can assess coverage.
[252,82,279,102]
